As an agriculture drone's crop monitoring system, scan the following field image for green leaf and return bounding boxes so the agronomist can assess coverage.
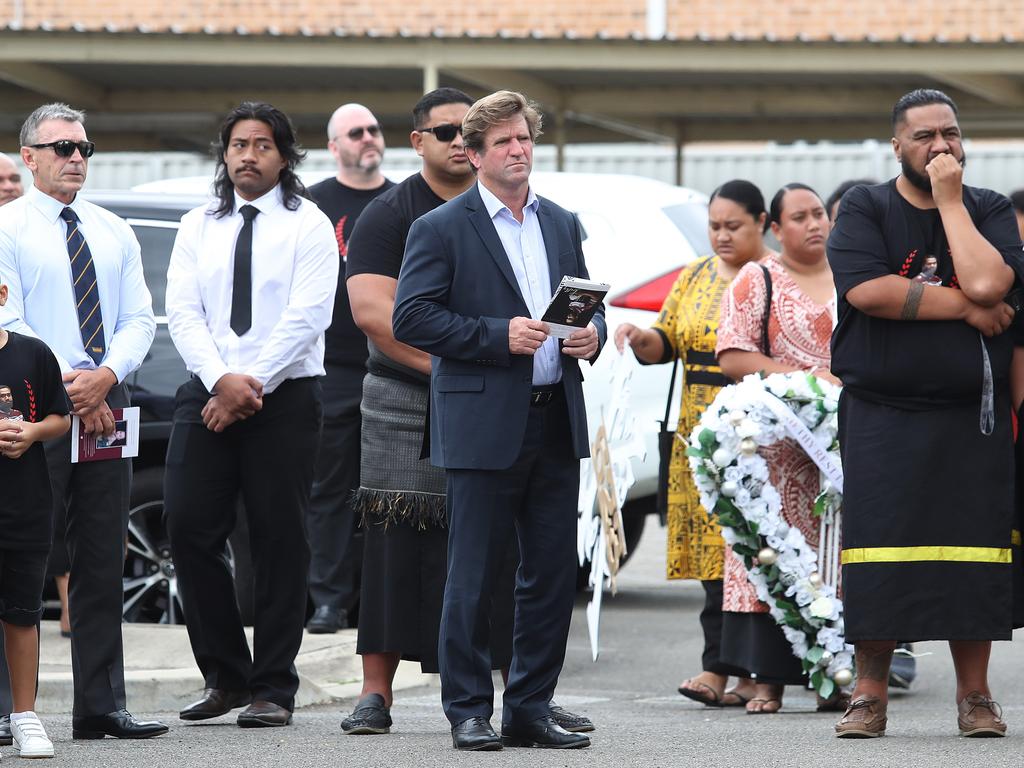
[813,493,827,518]
[806,646,825,664]
[685,446,704,458]
[698,429,716,449]
[818,677,836,700]
[810,669,823,692]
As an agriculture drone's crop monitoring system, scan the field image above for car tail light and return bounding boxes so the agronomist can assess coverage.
[609,267,684,312]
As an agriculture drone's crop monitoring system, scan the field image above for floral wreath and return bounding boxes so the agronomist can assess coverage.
[687,372,853,698]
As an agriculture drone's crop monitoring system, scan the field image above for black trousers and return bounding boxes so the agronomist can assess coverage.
[31,384,130,718]
[165,377,322,711]
[304,365,363,614]
[699,579,748,677]
[440,392,578,728]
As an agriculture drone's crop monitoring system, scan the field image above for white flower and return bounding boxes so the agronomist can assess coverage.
[723,466,743,483]
[816,627,846,653]
[735,419,761,438]
[809,597,837,620]
[781,625,809,659]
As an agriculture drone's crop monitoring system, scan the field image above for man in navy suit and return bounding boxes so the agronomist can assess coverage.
[393,90,605,751]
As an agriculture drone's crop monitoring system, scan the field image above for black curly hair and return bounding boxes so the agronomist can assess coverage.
[211,101,307,218]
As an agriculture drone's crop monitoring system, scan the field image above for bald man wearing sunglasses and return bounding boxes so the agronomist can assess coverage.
[304,104,395,635]
[0,103,164,741]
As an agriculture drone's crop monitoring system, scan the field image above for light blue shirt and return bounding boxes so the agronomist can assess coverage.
[0,184,155,382]
[476,181,560,386]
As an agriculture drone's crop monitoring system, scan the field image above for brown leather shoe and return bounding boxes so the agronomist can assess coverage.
[180,688,251,721]
[237,700,293,728]
[835,695,887,738]
[957,691,1007,737]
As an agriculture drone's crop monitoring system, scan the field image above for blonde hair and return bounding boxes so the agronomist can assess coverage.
[462,91,543,155]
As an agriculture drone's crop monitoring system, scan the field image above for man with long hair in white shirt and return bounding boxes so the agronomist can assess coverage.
[165,101,337,729]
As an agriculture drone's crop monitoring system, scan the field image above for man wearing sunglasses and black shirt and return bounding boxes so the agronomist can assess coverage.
[304,104,395,635]
[0,103,164,741]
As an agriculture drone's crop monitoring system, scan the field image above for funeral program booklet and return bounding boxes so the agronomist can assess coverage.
[71,406,140,463]
[541,276,610,339]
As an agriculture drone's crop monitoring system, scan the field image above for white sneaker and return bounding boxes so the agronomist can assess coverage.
[10,713,54,759]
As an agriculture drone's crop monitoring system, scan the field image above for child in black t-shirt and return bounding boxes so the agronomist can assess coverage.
[0,278,71,758]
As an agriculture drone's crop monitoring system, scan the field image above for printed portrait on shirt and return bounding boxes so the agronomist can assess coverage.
[0,384,23,421]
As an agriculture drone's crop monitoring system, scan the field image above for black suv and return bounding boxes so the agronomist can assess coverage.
[83,191,255,625]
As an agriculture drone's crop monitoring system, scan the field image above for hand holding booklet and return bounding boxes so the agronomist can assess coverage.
[71,406,140,463]
[541,276,610,339]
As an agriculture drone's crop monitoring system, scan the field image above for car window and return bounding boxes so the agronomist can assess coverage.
[130,223,177,316]
[662,203,711,257]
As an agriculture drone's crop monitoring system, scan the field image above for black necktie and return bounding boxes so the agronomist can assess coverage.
[231,204,259,336]
[60,207,105,365]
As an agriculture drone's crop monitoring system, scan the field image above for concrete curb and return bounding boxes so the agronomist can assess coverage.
[34,620,432,714]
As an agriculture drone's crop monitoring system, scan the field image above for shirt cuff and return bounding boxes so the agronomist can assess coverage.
[98,357,130,384]
[198,363,232,395]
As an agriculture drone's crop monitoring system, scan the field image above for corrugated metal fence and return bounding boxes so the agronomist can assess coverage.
[27,140,1024,198]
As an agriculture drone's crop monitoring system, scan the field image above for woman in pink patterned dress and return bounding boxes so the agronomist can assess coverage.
[715,184,840,714]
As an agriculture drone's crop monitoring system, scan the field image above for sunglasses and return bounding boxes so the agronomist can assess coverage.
[418,124,462,143]
[30,140,95,158]
[345,124,382,141]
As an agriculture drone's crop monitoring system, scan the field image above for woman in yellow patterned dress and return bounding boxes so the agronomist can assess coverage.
[615,180,773,707]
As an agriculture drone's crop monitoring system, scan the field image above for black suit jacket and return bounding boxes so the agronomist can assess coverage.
[392,183,606,470]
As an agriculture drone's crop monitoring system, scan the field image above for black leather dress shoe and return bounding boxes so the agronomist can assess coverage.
[451,716,502,751]
[502,715,591,749]
[72,709,169,739]
[180,688,252,721]
[0,714,12,746]
[549,701,595,733]
[237,700,293,728]
[306,606,348,634]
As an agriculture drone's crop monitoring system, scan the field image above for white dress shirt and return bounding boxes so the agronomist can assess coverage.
[477,181,560,386]
[166,185,338,395]
[0,184,156,382]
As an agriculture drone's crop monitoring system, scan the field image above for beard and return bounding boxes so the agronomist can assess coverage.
[901,151,967,194]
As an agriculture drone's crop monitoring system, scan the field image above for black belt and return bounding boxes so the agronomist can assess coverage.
[530,384,561,407]
[684,368,732,388]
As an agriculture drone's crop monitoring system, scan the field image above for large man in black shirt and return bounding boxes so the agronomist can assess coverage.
[305,104,395,633]
[829,89,1024,739]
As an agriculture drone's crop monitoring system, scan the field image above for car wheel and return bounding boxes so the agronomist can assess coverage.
[123,468,253,625]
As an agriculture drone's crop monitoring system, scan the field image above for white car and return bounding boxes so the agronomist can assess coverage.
[134,171,710,557]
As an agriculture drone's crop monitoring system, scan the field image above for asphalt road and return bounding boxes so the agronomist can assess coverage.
[20,519,1024,767]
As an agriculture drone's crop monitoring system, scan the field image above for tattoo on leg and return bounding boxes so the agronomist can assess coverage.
[855,645,894,682]
[901,280,925,320]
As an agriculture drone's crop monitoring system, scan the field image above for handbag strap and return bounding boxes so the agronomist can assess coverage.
[663,352,679,427]
[759,263,773,358]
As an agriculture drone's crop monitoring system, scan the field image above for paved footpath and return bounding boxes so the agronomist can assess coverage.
[20,522,1024,767]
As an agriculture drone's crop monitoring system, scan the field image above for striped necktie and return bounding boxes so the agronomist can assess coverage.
[60,207,104,365]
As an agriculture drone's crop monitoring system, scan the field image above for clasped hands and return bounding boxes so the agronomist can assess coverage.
[204,373,264,433]
[63,367,117,436]
[0,418,32,459]
[508,316,598,359]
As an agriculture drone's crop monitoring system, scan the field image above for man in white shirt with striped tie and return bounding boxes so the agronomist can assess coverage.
[0,102,165,741]
[165,102,338,729]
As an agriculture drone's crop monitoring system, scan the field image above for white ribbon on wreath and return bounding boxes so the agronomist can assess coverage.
[687,371,854,698]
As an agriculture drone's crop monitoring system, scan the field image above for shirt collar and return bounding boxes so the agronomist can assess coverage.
[233,184,283,216]
[25,184,83,224]
[477,181,538,221]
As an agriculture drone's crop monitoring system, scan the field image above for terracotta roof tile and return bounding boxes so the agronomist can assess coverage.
[2,0,1023,41]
